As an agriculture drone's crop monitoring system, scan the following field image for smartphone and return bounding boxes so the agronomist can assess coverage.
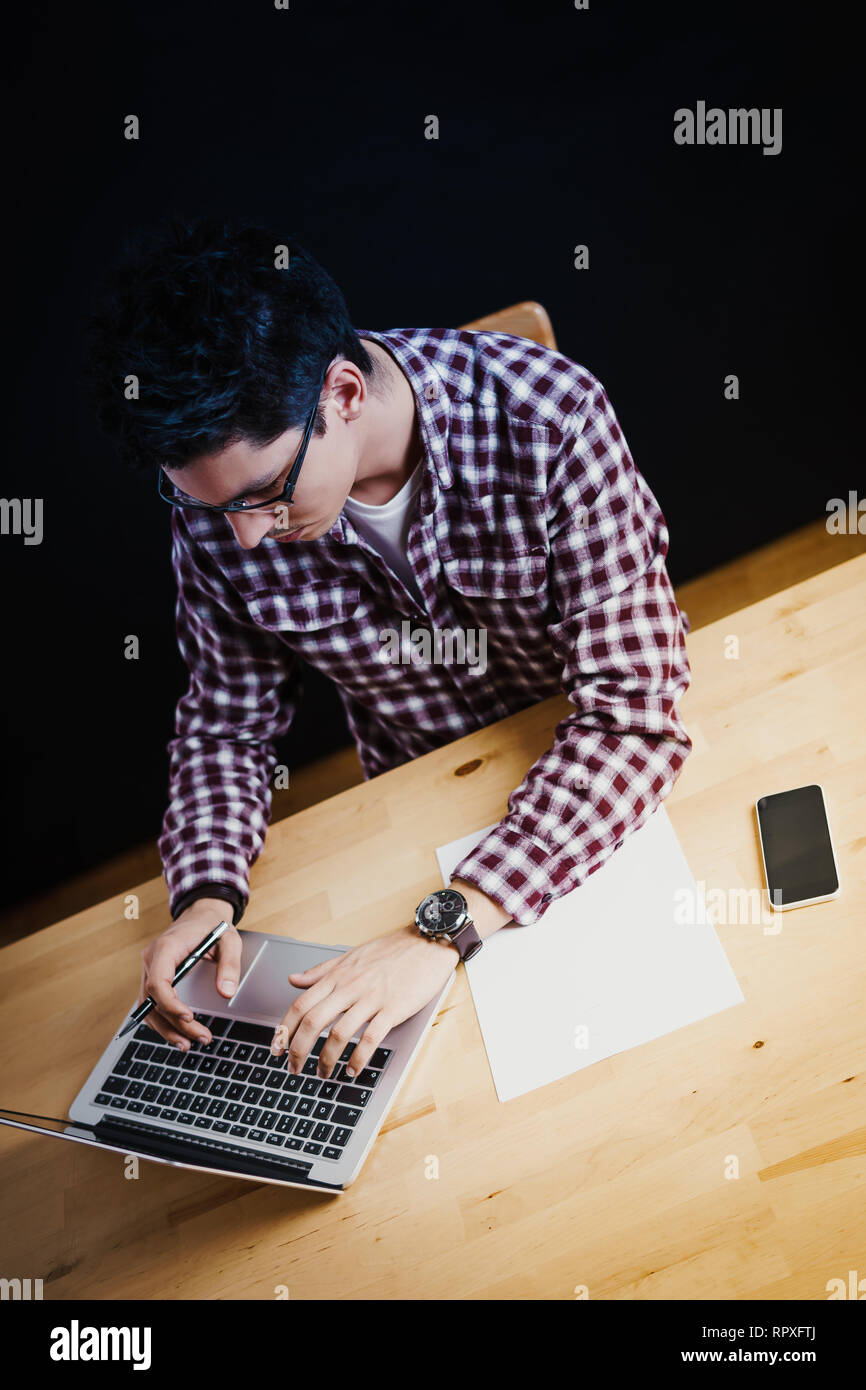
[755,783,841,911]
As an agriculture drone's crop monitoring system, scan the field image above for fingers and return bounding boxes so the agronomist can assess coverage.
[215,929,243,998]
[270,979,343,1074]
[317,1005,390,1081]
[287,956,337,987]
[139,941,210,1048]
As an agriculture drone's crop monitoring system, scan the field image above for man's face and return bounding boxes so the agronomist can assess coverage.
[163,372,363,550]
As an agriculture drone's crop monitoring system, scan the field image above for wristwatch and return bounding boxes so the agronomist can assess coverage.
[414,888,483,963]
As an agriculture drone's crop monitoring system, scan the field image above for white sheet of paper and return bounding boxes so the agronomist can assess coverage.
[436,804,744,1102]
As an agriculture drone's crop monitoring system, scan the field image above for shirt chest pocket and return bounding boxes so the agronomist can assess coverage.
[244,583,361,636]
[439,492,549,598]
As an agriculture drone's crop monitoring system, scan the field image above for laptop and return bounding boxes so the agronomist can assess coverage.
[0,927,456,1192]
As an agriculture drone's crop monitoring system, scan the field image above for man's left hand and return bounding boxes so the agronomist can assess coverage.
[270,924,459,1081]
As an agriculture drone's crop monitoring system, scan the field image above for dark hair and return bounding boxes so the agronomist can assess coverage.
[83,215,383,471]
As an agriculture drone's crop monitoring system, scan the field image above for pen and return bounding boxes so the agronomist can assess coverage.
[115,921,231,1040]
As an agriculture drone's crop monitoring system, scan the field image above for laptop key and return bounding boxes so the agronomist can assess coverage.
[260,1089,280,1109]
[301,1057,319,1076]
[128,1062,147,1080]
[370,1047,392,1070]
[313,1102,334,1122]
[242,1086,263,1105]
[294,1119,312,1138]
[151,1047,172,1065]
[294,1098,314,1117]
[211,1121,230,1133]
[232,1064,251,1082]
[156,1088,175,1106]
[206,1099,226,1117]
[125,1081,144,1099]
[319,1081,339,1100]
[251,1048,270,1066]
[224,1104,243,1123]
[226,1021,275,1046]
[303,1142,323,1155]
[199,1057,217,1074]
[173,1092,191,1110]
[301,1078,321,1097]
[160,1109,178,1121]
[266,1133,286,1146]
[229,1125,248,1138]
[312,1123,332,1143]
[233,1044,252,1062]
[189,1095,209,1114]
[209,1016,232,1037]
[284,1137,304,1150]
[283,1074,303,1093]
[160,1068,180,1087]
[142,1085,161,1103]
[194,1117,212,1129]
[216,1059,234,1077]
[259,1112,278,1131]
[336,1084,372,1107]
[191,1076,210,1094]
[277,1095,296,1114]
[208,1079,228,1097]
[110,1097,127,1109]
[113,1057,133,1077]
[94,1093,112,1106]
[249,1068,268,1086]
[135,1042,154,1061]
[144,1105,161,1117]
[240,1107,261,1126]
[357,1069,381,1088]
[127,1101,144,1113]
[332,1106,362,1127]
[226,1082,245,1102]
[276,1114,296,1134]
[135,1025,157,1041]
[331,1127,352,1147]
[181,1053,199,1070]
[311,1037,326,1056]
[177,1114,195,1126]
[322,1147,342,1161]
[217,1041,235,1057]
[266,1053,285,1069]
[247,1128,266,1142]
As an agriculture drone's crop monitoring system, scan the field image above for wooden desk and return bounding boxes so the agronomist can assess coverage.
[2,554,864,1300]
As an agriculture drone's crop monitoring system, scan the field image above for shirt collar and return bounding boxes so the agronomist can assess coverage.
[325,327,453,543]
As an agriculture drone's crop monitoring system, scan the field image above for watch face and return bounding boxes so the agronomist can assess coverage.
[418,890,465,936]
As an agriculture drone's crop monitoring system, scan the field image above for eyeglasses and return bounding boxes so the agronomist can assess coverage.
[157,363,329,514]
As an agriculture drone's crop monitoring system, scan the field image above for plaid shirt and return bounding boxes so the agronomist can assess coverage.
[160,326,693,929]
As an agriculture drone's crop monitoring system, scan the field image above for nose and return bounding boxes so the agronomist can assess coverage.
[225,510,276,549]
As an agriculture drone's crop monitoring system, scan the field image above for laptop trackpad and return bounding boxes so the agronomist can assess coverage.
[177,938,345,1023]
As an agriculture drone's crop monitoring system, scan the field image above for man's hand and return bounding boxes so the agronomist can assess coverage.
[136,899,243,1050]
[271,924,459,1081]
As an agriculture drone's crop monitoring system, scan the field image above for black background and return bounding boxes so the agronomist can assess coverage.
[1,1,856,911]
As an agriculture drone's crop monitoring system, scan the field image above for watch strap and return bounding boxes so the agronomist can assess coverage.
[450,917,483,963]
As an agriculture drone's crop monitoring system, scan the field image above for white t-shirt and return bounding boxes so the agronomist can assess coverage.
[342,463,426,605]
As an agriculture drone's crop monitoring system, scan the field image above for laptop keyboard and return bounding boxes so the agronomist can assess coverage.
[92,1014,392,1162]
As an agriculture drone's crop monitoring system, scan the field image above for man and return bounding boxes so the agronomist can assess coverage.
[86,216,693,1085]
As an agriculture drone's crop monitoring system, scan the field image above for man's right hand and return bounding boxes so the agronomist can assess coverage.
[136,899,244,1050]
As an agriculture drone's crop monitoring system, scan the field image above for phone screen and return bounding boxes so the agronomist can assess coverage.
[756,784,839,907]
